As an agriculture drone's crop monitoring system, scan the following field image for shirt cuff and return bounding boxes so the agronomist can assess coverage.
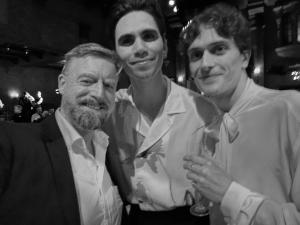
[221,181,265,224]
[221,182,253,221]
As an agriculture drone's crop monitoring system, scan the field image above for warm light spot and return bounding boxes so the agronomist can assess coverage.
[8,89,20,98]
[173,6,178,13]
[290,71,300,81]
[254,66,261,75]
[168,0,175,7]
[177,74,184,83]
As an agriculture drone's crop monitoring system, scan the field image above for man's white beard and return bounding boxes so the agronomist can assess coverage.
[70,107,107,131]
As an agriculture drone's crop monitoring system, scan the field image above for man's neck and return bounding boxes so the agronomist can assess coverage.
[131,73,168,122]
[83,132,95,156]
[61,109,95,148]
[75,125,96,156]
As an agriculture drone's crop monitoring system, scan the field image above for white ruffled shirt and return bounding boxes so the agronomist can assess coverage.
[210,78,300,225]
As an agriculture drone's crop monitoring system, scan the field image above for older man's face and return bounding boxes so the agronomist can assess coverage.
[58,55,118,131]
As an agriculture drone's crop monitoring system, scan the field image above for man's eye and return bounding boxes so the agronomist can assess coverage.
[103,82,115,90]
[211,45,227,55]
[141,30,159,42]
[80,79,93,85]
[118,35,135,46]
[188,50,203,62]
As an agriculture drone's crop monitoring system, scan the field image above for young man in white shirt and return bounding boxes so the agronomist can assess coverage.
[183,3,300,225]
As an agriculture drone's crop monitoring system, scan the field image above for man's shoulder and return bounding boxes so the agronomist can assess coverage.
[259,88,299,104]
[170,80,204,102]
[0,120,43,140]
[276,89,300,115]
[0,120,31,130]
[256,88,300,118]
[170,82,220,123]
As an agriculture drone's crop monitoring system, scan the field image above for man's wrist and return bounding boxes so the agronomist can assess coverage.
[221,181,252,221]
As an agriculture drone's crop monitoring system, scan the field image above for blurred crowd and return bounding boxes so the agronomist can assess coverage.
[0,90,55,123]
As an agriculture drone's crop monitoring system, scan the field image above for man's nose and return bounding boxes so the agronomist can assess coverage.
[91,81,105,98]
[134,38,148,58]
[201,50,214,68]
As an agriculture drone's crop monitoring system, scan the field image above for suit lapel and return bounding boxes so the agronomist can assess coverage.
[41,116,81,225]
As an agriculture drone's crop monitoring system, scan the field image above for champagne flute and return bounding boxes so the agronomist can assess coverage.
[189,156,210,216]
[189,130,215,217]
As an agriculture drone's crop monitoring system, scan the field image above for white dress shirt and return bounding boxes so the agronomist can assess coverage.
[108,76,219,211]
[56,110,123,225]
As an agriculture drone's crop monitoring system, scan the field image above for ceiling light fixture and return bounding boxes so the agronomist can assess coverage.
[173,6,178,13]
[168,0,175,7]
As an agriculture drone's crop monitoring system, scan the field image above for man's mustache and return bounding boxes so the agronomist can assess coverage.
[79,98,109,110]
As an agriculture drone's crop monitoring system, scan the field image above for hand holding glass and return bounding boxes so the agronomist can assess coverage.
[189,134,214,217]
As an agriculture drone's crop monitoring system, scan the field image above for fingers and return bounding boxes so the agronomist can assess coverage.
[184,154,213,165]
[183,164,209,186]
[183,155,213,186]
[183,155,212,171]
[185,190,195,205]
[186,165,209,182]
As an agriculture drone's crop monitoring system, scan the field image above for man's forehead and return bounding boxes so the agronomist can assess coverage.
[116,11,159,35]
[64,56,119,79]
[72,54,115,63]
[189,26,233,49]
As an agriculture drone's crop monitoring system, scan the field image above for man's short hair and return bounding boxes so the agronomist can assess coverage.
[108,0,166,49]
[62,43,122,74]
[181,2,251,53]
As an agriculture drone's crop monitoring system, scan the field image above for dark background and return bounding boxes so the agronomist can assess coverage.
[0,0,299,114]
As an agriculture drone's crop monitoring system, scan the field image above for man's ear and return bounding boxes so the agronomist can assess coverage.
[58,74,66,95]
[242,49,251,69]
[163,35,168,59]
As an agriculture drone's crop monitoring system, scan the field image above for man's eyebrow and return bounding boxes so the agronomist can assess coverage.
[207,40,229,48]
[141,28,158,33]
[118,28,159,39]
[118,33,133,38]
[188,46,204,53]
[77,73,96,79]
[188,40,229,52]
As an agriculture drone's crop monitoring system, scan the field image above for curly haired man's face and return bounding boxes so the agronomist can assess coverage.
[188,25,249,98]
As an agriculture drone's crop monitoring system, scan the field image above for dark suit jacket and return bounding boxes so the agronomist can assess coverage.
[0,116,81,225]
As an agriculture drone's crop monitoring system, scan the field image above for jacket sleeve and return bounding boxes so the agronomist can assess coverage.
[0,123,12,196]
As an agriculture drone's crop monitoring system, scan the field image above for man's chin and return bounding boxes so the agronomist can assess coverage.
[78,119,104,132]
[72,110,106,131]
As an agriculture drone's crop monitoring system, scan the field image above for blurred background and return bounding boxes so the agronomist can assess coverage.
[0,0,299,121]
